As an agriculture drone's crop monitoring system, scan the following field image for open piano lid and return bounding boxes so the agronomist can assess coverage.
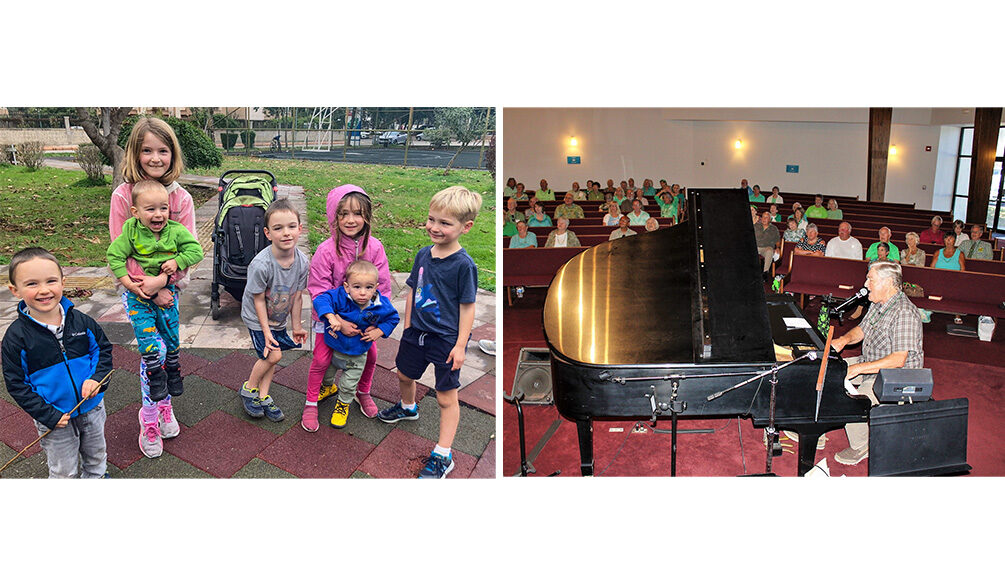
[543,189,775,367]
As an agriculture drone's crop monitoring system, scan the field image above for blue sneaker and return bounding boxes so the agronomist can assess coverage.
[418,452,455,479]
[259,395,285,422]
[377,402,419,424]
[242,395,265,418]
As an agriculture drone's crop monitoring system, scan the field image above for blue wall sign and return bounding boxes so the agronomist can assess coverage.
[786,164,799,173]
[567,156,581,164]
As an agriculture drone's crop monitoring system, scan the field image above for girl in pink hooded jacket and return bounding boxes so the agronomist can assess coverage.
[303,185,392,432]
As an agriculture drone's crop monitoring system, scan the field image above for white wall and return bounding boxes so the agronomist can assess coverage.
[503,108,946,210]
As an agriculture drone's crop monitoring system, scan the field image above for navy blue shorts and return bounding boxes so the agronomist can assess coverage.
[395,327,461,392]
[248,328,301,360]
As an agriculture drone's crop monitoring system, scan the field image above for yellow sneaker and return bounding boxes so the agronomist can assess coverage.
[318,382,338,402]
[330,400,350,428]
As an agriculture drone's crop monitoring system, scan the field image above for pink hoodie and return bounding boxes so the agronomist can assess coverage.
[307,184,392,321]
[109,181,197,289]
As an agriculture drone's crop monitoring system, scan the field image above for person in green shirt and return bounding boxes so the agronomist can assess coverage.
[513,183,528,200]
[805,194,828,219]
[643,178,657,197]
[586,182,605,201]
[827,198,843,220]
[658,191,678,222]
[865,227,901,261]
[768,203,782,223]
[503,177,517,198]
[749,184,765,203]
[612,188,627,206]
[526,202,553,227]
[567,181,586,200]
[765,186,784,205]
[537,179,555,200]
[554,193,585,220]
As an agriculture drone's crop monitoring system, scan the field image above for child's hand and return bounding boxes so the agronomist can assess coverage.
[81,379,101,399]
[138,273,168,297]
[326,316,341,335]
[340,320,361,337]
[55,413,71,429]
[360,326,381,342]
[292,324,308,345]
[446,345,466,371]
[152,288,175,309]
[160,259,179,276]
[123,280,150,300]
[262,330,280,357]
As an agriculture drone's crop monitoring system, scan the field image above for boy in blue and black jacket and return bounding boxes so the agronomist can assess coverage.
[312,259,399,429]
[2,248,114,478]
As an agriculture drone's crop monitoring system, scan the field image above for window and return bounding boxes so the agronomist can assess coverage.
[953,126,1005,232]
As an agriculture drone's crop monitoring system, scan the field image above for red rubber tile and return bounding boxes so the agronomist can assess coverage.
[105,403,156,470]
[179,352,211,377]
[163,410,276,478]
[470,439,495,478]
[259,424,374,478]
[192,351,261,391]
[373,336,399,370]
[459,373,495,416]
[270,353,310,394]
[471,322,495,342]
[357,428,477,478]
[112,344,142,375]
[368,365,429,404]
[0,398,21,422]
[0,409,42,458]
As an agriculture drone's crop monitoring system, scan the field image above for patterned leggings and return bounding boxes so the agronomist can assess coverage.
[123,289,180,408]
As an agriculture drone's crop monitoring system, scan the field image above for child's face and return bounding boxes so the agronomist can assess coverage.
[131,188,171,232]
[426,206,472,246]
[344,273,378,306]
[9,257,64,317]
[336,200,366,239]
[139,132,172,181]
[265,209,302,252]
[878,248,888,259]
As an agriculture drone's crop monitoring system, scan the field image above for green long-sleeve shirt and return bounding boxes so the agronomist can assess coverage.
[107,217,203,278]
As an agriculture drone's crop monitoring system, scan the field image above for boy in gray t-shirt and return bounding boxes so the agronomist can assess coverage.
[239,200,310,422]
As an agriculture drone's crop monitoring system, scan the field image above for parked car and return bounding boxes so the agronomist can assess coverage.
[417,128,435,141]
[377,131,407,146]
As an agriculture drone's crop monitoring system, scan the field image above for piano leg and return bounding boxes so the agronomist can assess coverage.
[797,432,823,477]
[576,418,594,476]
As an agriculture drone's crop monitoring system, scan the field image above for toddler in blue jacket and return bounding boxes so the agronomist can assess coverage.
[312,259,399,428]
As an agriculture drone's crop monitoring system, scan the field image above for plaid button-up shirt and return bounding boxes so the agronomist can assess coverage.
[860,290,924,368]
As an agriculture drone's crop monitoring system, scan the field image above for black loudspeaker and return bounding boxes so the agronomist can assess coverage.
[509,348,553,405]
[868,398,971,476]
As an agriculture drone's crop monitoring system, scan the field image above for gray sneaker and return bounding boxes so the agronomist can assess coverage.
[138,409,163,458]
[157,401,180,439]
[835,446,869,465]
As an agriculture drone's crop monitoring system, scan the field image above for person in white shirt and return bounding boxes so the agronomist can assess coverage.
[825,221,864,260]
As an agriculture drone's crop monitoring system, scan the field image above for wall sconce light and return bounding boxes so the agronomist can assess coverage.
[734,139,743,149]
[570,136,578,147]
[889,145,897,156]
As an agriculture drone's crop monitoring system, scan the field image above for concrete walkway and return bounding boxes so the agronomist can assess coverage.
[0,164,496,478]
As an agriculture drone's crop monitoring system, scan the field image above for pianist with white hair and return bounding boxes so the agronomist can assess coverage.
[826,261,924,467]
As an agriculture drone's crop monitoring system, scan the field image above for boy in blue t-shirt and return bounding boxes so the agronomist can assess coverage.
[377,186,482,478]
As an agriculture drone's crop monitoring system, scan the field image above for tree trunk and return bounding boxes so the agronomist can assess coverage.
[75,107,132,189]
[443,143,466,175]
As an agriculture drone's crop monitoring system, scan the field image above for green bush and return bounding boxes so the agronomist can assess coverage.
[76,144,106,184]
[221,133,239,150]
[117,115,223,170]
[240,130,256,148]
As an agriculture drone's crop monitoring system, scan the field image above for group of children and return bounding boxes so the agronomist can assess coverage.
[2,117,483,480]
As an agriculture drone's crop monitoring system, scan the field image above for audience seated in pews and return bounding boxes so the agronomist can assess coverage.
[827,198,843,220]
[658,191,678,222]
[932,232,965,271]
[504,177,517,197]
[626,199,651,226]
[602,202,623,227]
[613,187,627,206]
[825,221,864,260]
[645,217,660,232]
[900,232,927,267]
[513,182,528,200]
[958,224,993,260]
[643,179,657,198]
[749,184,765,203]
[504,197,524,224]
[740,178,753,197]
[586,182,604,201]
[526,202,552,227]
[766,186,783,205]
[792,206,808,231]
[509,220,537,248]
[805,194,828,219]
[754,211,782,280]
[604,179,615,193]
[794,223,826,257]
[869,242,890,265]
[554,193,585,220]
[536,179,555,200]
[545,217,581,248]
[783,217,806,243]
[768,203,782,223]
[751,205,760,225]
[951,219,969,243]
[569,181,587,200]
[865,226,900,261]
[598,192,616,214]
[609,215,637,240]
[919,215,944,245]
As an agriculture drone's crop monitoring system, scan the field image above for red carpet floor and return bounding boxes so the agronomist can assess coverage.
[502,290,1005,477]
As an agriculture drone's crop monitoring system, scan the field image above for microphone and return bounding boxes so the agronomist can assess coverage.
[832,287,869,313]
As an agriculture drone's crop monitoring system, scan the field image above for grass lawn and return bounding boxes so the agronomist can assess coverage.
[191,155,496,290]
[0,165,215,266]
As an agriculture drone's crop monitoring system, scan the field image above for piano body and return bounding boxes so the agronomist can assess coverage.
[542,189,870,476]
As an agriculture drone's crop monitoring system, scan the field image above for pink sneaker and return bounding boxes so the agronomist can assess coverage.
[157,401,180,439]
[138,409,163,458]
[301,404,319,432]
[355,392,379,418]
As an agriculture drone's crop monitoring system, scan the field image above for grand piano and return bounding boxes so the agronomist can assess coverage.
[542,189,870,476]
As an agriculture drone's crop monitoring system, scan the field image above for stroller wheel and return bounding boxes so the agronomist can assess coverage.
[210,298,220,320]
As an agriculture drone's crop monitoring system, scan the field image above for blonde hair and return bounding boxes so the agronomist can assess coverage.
[345,259,378,283]
[122,117,184,185]
[131,180,169,206]
[429,185,482,224]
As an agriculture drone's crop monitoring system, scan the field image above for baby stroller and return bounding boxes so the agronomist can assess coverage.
[210,169,278,320]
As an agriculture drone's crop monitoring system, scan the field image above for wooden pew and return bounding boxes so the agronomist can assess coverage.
[502,246,585,305]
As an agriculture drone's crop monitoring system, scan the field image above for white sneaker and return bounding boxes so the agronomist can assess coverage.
[478,339,496,356]
[138,409,163,458]
[157,400,180,439]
